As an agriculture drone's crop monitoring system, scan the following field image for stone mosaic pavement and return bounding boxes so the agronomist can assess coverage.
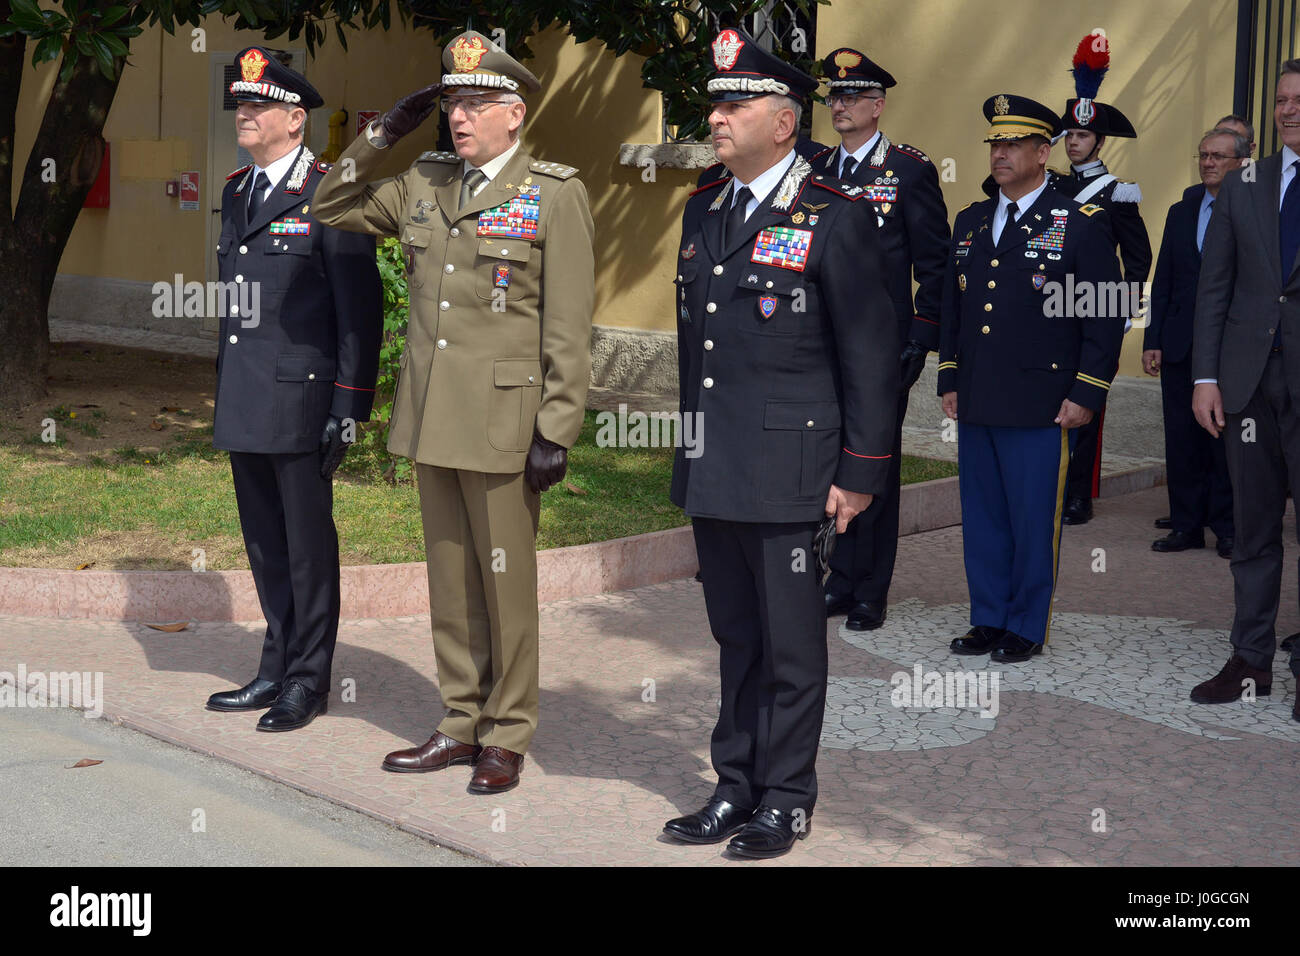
[3,484,1299,866]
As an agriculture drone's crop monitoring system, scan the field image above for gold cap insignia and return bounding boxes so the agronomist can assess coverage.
[450,35,489,73]
[240,49,269,83]
[994,95,1010,115]
[832,50,863,79]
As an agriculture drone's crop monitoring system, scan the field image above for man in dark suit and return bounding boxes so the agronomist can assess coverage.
[812,47,950,632]
[1055,33,1152,525]
[661,30,899,859]
[1143,129,1245,556]
[940,94,1124,664]
[1190,61,1300,715]
[205,48,382,732]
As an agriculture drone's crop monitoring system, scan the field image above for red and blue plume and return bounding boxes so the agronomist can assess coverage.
[1071,32,1110,99]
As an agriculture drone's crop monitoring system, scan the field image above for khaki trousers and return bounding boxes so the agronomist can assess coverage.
[415,464,540,754]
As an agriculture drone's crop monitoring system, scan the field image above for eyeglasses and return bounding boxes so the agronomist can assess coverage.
[1197,151,1238,162]
[440,97,510,116]
[826,92,881,108]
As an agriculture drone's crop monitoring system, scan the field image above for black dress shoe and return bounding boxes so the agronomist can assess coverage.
[825,593,855,618]
[1151,530,1205,552]
[256,680,328,732]
[1061,496,1093,525]
[1216,536,1234,559]
[664,796,754,844]
[727,806,810,859]
[846,601,885,631]
[990,631,1044,663]
[1154,516,1173,530]
[950,625,1004,655]
[206,678,282,712]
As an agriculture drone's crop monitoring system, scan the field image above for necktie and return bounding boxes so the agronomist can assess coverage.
[996,201,1018,246]
[246,171,270,222]
[459,168,487,212]
[1278,162,1300,349]
[723,186,753,247]
[840,156,857,180]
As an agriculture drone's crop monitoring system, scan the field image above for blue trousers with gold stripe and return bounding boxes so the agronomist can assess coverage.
[957,422,1075,644]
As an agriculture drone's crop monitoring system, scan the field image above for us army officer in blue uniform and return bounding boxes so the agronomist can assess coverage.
[205,48,382,731]
[939,95,1122,664]
[812,47,951,632]
[661,30,899,859]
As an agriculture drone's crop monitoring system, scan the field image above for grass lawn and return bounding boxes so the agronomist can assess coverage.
[4,411,956,570]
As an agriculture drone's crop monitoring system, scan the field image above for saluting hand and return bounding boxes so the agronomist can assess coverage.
[380,82,444,144]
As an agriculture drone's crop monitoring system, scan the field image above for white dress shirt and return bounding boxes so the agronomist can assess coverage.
[730,149,797,221]
[462,139,522,199]
[248,146,300,207]
[834,131,881,179]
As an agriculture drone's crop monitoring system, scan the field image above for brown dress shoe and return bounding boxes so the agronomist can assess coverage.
[1190,655,1272,704]
[468,746,524,794]
[382,731,481,773]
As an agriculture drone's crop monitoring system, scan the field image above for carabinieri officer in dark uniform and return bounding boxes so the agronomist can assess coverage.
[1055,33,1151,525]
[939,94,1122,664]
[661,29,899,859]
[205,48,382,731]
[812,46,951,632]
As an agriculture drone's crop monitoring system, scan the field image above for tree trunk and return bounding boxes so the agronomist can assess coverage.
[0,16,123,412]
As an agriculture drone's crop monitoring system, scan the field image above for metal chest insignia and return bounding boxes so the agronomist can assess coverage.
[758,295,778,320]
[958,274,966,291]
[493,263,511,288]
[1032,274,1046,290]
[681,242,696,259]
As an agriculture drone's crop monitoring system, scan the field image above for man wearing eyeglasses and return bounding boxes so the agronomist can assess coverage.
[314,31,595,794]
[813,48,950,633]
[1142,130,1246,559]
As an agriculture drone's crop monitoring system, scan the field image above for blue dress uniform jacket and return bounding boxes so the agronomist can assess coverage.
[811,135,951,348]
[937,187,1125,425]
[214,146,382,453]
[671,154,901,523]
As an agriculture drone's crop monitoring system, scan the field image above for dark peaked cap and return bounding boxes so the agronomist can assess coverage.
[229,46,323,109]
[822,47,896,91]
[982,93,1063,142]
[707,28,817,102]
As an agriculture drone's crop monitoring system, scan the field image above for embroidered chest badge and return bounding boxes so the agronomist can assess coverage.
[1032,274,1046,290]
[477,185,540,240]
[751,226,812,271]
[494,263,512,288]
[758,295,778,320]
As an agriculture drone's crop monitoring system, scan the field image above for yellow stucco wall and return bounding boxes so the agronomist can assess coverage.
[18,1,1239,378]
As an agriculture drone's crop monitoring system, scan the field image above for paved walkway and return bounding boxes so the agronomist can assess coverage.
[3,484,1298,865]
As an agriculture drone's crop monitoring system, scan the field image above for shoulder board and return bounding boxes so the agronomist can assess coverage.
[892,143,931,164]
[1111,180,1142,203]
[417,150,460,164]
[810,176,863,200]
[1077,203,1104,217]
[226,163,253,181]
[530,159,579,179]
[811,146,835,162]
[315,161,333,173]
[958,201,975,213]
[689,177,728,197]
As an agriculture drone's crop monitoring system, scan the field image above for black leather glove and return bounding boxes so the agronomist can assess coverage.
[524,431,568,493]
[380,82,443,144]
[319,415,349,479]
[899,340,929,391]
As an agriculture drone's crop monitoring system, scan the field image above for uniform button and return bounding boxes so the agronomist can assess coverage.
[445,264,454,274]
[230,305,239,316]
[239,244,248,254]
[983,303,992,312]
[703,377,714,388]
[440,301,450,311]
[498,248,510,256]
[765,281,774,289]
[987,280,996,289]
[1269,328,1276,334]
[706,302,717,313]
[228,334,238,344]
[981,325,991,334]
[990,258,999,267]
[528,375,535,383]
[437,339,447,349]
[235,274,244,283]
[676,274,683,281]
[1281,295,1288,303]
[450,227,460,238]
[806,420,815,428]
[713,265,724,275]
[308,373,316,380]
[1051,363,1059,370]
[704,339,714,350]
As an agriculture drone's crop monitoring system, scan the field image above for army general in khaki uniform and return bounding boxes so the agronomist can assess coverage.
[313,31,595,793]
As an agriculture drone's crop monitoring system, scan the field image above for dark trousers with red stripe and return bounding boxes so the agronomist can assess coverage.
[1066,399,1105,500]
